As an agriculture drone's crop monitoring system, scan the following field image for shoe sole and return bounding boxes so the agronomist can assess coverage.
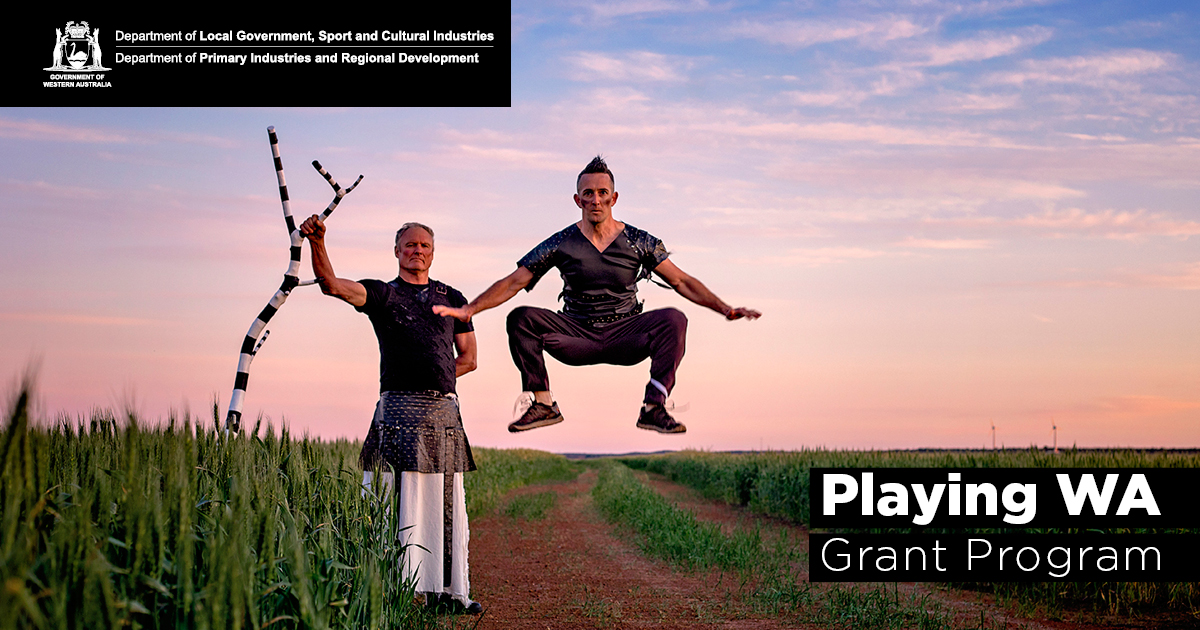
[636,421,686,434]
[508,414,564,432]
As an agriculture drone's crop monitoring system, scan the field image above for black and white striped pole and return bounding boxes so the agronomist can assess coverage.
[224,126,363,433]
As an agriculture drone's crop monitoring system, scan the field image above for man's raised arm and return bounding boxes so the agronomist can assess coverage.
[652,259,761,320]
[433,267,534,322]
[299,214,368,307]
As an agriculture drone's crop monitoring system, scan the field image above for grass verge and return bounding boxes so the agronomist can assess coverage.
[502,491,558,521]
[621,449,1200,617]
[592,460,1002,629]
[466,449,578,518]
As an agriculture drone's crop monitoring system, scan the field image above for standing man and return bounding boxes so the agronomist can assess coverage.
[434,156,760,435]
[300,215,483,615]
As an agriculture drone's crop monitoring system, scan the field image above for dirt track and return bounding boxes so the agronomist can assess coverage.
[470,469,798,629]
[466,468,1188,629]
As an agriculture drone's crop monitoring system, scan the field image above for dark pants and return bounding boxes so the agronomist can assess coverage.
[506,306,687,405]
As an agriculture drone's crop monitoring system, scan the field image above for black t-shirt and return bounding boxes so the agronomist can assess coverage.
[354,278,473,394]
[517,223,669,321]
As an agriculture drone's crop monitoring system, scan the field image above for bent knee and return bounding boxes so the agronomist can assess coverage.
[661,307,688,331]
[506,306,537,332]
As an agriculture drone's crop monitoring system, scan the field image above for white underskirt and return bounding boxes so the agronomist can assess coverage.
[364,471,471,604]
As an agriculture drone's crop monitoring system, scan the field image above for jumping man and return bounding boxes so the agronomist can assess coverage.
[434,156,760,434]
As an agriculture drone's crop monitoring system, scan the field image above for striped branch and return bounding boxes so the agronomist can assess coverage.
[312,160,364,220]
[224,127,363,432]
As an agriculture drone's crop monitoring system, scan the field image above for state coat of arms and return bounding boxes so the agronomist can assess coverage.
[47,21,110,71]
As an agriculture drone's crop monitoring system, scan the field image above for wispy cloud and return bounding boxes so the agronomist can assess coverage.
[773,25,1053,107]
[0,116,238,148]
[0,117,132,143]
[0,312,159,326]
[1101,18,1170,38]
[725,16,926,49]
[1001,263,1200,291]
[583,0,711,20]
[699,120,1002,147]
[8,178,111,201]
[783,90,865,108]
[1090,394,1200,415]
[897,237,992,249]
[920,207,1200,247]
[448,145,580,172]
[763,163,1083,202]
[1134,262,1200,290]
[155,131,239,149]
[1061,132,1129,142]
[914,27,1053,66]
[565,51,696,83]
[760,246,893,267]
[1011,207,1200,239]
[988,49,1173,87]
[935,93,1022,112]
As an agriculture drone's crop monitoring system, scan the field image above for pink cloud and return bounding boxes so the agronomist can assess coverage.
[0,116,237,148]
[586,0,711,20]
[1011,207,1200,239]
[988,49,1173,87]
[0,312,160,326]
[0,117,131,143]
[566,51,695,83]
[897,237,992,249]
[1090,395,1200,416]
[917,27,1053,66]
[701,120,1002,147]
[725,16,927,48]
[1134,262,1200,290]
[760,246,893,267]
[451,145,580,172]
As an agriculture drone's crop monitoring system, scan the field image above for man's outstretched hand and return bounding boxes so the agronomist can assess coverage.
[433,305,473,322]
[726,307,761,321]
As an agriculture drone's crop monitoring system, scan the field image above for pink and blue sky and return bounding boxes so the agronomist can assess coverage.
[3,1,1199,452]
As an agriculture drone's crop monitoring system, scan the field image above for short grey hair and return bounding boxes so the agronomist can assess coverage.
[395,222,435,245]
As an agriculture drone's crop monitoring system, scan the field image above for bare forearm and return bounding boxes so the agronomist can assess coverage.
[308,239,365,306]
[466,281,517,316]
[455,355,477,376]
[299,215,365,306]
[434,268,532,323]
[675,276,732,317]
[454,332,477,376]
[655,259,760,320]
[310,240,341,294]
[309,239,335,290]
[465,268,532,317]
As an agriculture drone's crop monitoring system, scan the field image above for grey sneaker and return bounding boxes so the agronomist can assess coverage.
[508,401,563,432]
[636,404,686,434]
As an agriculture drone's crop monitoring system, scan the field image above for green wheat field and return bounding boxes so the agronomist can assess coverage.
[0,387,575,629]
[4,384,1198,628]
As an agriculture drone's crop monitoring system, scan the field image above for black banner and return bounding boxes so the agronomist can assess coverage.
[811,468,1200,529]
[810,534,1200,581]
[11,8,511,106]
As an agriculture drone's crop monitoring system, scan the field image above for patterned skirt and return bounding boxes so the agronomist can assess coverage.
[359,391,476,474]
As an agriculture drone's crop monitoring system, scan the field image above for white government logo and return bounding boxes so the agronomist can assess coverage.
[46,21,111,72]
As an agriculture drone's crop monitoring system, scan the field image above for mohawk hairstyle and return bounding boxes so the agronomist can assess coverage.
[577,155,614,189]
